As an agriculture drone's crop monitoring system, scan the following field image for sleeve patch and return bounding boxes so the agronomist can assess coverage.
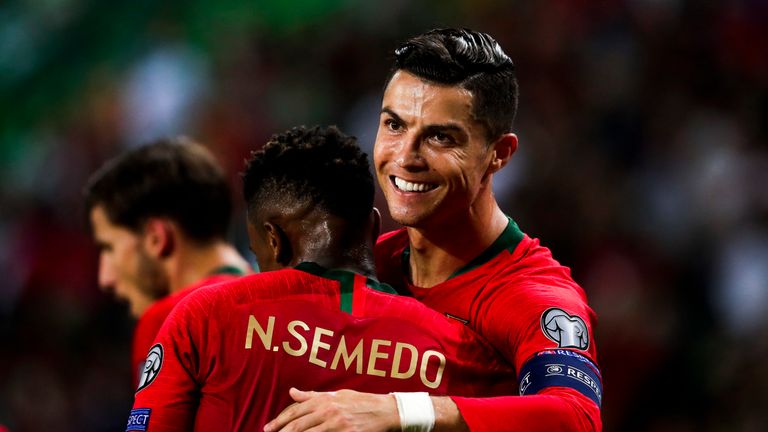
[136,344,163,393]
[518,350,602,407]
[126,408,151,431]
[540,307,590,350]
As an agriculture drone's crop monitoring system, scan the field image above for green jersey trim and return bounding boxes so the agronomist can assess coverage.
[366,278,397,295]
[294,262,396,313]
[210,265,248,276]
[402,217,524,282]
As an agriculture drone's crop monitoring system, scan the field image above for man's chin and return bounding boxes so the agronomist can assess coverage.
[128,298,156,318]
[391,211,433,230]
[129,304,145,319]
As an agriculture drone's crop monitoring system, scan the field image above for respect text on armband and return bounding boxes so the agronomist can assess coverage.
[244,315,446,389]
[126,409,151,432]
[519,350,603,406]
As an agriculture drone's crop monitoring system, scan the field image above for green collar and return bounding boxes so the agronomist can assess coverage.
[294,262,396,313]
[210,265,247,277]
[402,217,524,282]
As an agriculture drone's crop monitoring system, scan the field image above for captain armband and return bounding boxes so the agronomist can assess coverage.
[390,392,435,432]
[518,350,603,407]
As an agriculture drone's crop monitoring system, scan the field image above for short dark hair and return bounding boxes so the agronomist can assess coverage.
[84,137,232,242]
[243,125,373,223]
[387,28,518,141]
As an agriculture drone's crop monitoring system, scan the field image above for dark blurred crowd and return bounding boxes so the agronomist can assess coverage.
[1,1,766,431]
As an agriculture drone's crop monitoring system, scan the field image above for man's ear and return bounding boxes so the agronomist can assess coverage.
[142,218,175,259]
[371,207,382,244]
[487,133,518,174]
[264,222,293,266]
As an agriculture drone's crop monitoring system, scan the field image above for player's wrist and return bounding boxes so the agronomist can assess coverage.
[384,393,404,432]
[390,392,435,432]
[430,396,468,432]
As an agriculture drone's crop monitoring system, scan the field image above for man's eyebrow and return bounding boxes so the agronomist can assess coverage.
[424,123,464,134]
[381,108,466,133]
[380,107,405,124]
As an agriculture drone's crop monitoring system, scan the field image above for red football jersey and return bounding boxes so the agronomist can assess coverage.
[131,273,240,389]
[375,219,603,431]
[128,263,516,431]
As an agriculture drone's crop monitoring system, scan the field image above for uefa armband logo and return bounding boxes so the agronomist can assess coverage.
[540,308,589,350]
[136,344,163,392]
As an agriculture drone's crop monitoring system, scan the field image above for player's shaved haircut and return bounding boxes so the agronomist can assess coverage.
[242,125,374,224]
[84,137,232,243]
[387,28,518,142]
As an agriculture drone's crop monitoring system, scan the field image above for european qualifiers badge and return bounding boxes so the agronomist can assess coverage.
[540,307,590,350]
[137,344,163,392]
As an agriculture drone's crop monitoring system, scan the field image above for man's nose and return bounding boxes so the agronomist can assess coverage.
[394,135,427,171]
[98,256,116,293]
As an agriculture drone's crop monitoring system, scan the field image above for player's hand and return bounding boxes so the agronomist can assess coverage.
[263,387,400,432]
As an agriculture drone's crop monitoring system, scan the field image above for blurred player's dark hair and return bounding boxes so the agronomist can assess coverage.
[388,28,518,142]
[83,137,232,243]
[242,125,374,224]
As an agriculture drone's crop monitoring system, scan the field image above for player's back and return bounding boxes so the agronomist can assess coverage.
[131,263,516,431]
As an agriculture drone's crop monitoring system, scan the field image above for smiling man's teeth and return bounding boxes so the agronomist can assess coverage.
[394,177,436,192]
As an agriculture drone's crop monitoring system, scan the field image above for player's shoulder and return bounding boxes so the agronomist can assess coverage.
[374,229,408,285]
[170,273,256,315]
[186,273,241,291]
[500,234,577,280]
[180,268,324,307]
[375,228,408,249]
[140,291,182,325]
[360,284,468,332]
[141,274,236,320]
[482,234,587,302]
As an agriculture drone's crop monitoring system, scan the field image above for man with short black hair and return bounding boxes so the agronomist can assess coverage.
[127,125,518,431]
[84,137,250,388]
[266,28,602,432]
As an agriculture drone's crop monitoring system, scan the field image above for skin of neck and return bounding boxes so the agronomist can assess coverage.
[164,235,249,293]
[281,207,378,280]
[405,185,509,288]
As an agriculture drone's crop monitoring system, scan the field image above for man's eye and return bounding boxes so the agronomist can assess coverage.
[384,119,402,131]
[431,133,453,144]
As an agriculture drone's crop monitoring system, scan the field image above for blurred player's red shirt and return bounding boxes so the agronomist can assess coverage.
[129,262,516,431]
[375,219,603,431]
[131,273,239,389]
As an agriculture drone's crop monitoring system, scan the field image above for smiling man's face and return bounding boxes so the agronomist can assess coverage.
[374,70,496,228]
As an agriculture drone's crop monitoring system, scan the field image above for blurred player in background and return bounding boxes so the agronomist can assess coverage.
[128,126,518,431]
[266,28,602,432]
[84,137,250,388]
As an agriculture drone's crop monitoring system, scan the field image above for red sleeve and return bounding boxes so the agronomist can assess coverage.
[131,307,166,389]
[132,290,191,390]
[467,281,602,431]
[450,240,603,431]
[465,280,601,429]
[482,277,599,375]
[452,388,601,432]
[128,296,203,432]
[380,232,604,431]
[130,279,224,389]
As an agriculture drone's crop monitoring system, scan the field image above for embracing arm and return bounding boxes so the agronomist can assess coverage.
[264,386,600,432]
[449,388,601,432]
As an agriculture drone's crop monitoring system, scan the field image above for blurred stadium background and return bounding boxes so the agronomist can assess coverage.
[1,0,767,430]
